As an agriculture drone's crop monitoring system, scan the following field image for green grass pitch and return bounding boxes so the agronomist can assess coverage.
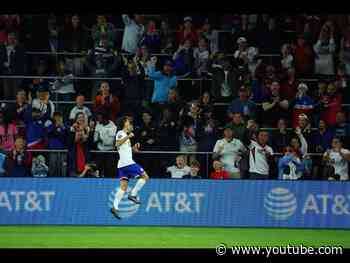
[0,226,349,248]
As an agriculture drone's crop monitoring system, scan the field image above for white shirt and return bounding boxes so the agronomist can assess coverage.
[166,165,191,179]
[122,14,144,54]
[213,138,246,173]
[116,130,135,168]
[249,140,274,175]
[94,121,117,151]
[281,54,294,70]
[69,106,92,126]
[324,149,350,180]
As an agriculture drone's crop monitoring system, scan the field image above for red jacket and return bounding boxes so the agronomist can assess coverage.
[93,95,120,122]
[294,45,314,76]
[176,30,198,46]
[320,94,342,126]
[210,170,230,180]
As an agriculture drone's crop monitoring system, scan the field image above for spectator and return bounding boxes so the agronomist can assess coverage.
[7,89,28,129]
[68,112,91,177]
[210,160,230,180]
[28,59,51,100]
[93,111,117,178]
[31,155,49,178]
[166,155,191,179]
[93,81,121,122]
[227,86,257,121]
[182,159,202,179]
[78,162,100,178]
[158,107,179,151]
[172,39,194,77]
[23,106,49,150]
[233,37,260,76]
[0,32,26,99]
[197,107,219,153]
[136,111,158,151]
[278,146,305,180]
[179,116,198,154]
[293,34,314,77]
[121,59,145,116]
[247,130,274,179]
[61,15,88,76]
[339,26,350,75]
[31,84,55,120]
[280,43,294,73]
[213,126,247,178]
[197,18,219,55]
[212,54,240,99]
[271,118,292,153]
[69,94,92,126]
[193,37,210,78]
[280,67,299,101]
[92,15,116,49]
[333,111,350,148]
[323,137,350,181]
[86,35,123,98]
[51,60,75,102]
[313,22,336,75]
[226,112,246,141]
[121,14,144,55]
[0,150,6,176]
[140,19,161,54]
[6,136,32,177]
[0,109,17,152]
[291,83,314,128]
[46,112,68,177]
[0,15,20,44]
[159,18,174,54]
[320,83,342,126]
[290,126,310,176]
[148,56,177,107]
[261,81,289,127]
[176,16,198,46]
[134,45,150,73]
[312,119,334,179]
[198,91,213,114]
[166,88,184,123]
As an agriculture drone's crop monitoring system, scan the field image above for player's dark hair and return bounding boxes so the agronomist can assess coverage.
[116,116,129,130]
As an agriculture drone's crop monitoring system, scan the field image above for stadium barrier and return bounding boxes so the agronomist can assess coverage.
[0,178,349,228]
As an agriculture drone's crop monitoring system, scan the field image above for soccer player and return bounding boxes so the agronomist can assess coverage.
[110,116,149,220]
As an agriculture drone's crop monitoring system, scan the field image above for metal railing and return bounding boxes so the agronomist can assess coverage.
[21,148,323,179]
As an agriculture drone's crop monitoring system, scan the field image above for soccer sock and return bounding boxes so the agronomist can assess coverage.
[130,178,146,196]
[113,188,126,210]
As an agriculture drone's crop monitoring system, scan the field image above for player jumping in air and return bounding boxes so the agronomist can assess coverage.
[110,116,149,220]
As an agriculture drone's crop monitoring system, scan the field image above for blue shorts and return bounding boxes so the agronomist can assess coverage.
[118,163,144,180]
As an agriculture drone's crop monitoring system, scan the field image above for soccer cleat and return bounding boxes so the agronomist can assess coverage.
[110,208,121,220]
[128,195,141,205]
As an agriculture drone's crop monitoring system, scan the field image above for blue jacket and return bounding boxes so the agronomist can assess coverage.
[148,64,177,103]
[278,155,305,180]
[23,107,47,147]
[227,98,257,119]
[47,122,68,149]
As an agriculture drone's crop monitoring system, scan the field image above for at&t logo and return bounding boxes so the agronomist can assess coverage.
[264,187,297,220]
[108,187,140,219]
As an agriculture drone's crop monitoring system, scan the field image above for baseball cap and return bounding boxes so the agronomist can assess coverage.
[237,37,247,44]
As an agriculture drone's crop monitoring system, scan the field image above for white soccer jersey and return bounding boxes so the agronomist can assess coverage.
[166,165,191,179]
[213,138,246,173]
[116,130,135,168]
[249,140,274,175]
[324,149,350,180]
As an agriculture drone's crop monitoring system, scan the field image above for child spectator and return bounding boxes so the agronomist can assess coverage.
[210,160,230,179]
[6,137,32,177]
[291,83,314,128]
[0,109,17,152]
[31,155,49,177]
[68,112,91,177]
[78,162,100,178]
[46,112,68,177]
[69,95,92,126]
[166,155,191,179]
[182,159,202,179]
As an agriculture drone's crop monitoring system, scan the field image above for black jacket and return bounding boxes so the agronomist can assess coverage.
[0,44,26,75]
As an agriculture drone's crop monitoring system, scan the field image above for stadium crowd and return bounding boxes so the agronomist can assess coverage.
[0,14,350,180]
